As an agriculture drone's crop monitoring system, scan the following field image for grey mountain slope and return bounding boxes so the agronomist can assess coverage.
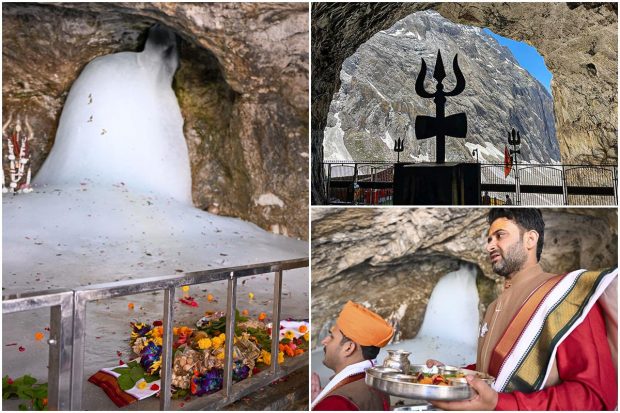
[324,10,560,164]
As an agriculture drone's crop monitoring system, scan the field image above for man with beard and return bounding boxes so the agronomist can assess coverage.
[429,208,617,410]
[311,301,394,410]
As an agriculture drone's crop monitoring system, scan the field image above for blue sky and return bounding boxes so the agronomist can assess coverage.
[483,28,552,94]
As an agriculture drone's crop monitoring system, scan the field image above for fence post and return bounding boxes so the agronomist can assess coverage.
[270,269,283,376]
[326,164,331,204]
[561,165,568,205]
[46,294,74,410]
[159,286,176,410]
[70,294,88,410]
[223,272,237,399]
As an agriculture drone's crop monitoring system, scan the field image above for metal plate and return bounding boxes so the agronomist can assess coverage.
[365,364,494,401]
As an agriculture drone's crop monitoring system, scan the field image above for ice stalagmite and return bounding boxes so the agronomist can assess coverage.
[34,25,191,204]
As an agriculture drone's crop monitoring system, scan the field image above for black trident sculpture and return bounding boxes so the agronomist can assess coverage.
[508,128,521,165]
[393,137,405,163]
[415,50,467,164]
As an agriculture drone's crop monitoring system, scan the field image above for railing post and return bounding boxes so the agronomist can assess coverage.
[561,165,568,205]
[223,272,237,399]
[70,294,88,410]
[47,294,74,410]
[159,286,176,411]
[326,163,332,204]
[613,166,618,204]
[270,269,283,376]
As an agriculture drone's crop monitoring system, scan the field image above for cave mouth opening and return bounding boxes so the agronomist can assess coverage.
[322,9,560,166]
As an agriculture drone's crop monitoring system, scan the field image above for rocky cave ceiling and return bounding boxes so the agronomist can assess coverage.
[2,2,309,238]
[311,2,618,203]
[311,207,618,343]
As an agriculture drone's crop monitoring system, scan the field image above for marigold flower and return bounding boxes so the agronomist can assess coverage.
[303,332,309,341]
[284,330,295,340]
[207,294,214,302]
[248,292,254,300]
[148,358,162,375]
[294,348,305,356]
[241,309,249,316]
[153,336,163,347]
[42,398,48,407]
[137,380,148,390]
[128,303,135,310]
[34,332,44,341]
[219,333,226,341]
[258,312,267,321]
[173,327,179,336]
[298,325,308,333]
[278,351,284,364]
[258,350,271,365]
[216,352,225,360]
[197,338,212,350]
[182,286,190,292]
[212,337,223,349]
[149,326,163,338]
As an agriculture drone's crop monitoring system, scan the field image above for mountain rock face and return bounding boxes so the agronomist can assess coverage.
[2,3,309,238]
[324,10,559,164]
[311,3,618,203]
[311,208,617,345]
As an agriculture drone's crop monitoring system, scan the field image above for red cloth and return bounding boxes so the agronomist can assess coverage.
[496,303,617,410]
[314,395,360,411]
[504,146,512,177]
[88,370,137,407]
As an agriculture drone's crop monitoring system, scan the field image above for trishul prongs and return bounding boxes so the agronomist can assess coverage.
[508,128,521,146]
[415,50,466,99]
[508,128,522,161]
[393,137,405,163]
[414,50,468,164]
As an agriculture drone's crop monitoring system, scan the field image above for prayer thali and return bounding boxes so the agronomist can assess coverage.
[365,364,495,401]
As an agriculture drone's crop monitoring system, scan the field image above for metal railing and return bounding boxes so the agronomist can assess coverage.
[3,257,309,410]
[322,161,618,205]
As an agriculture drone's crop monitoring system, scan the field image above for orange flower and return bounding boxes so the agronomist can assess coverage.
[294,348,305,356]
[207,294,214,302]
[34,332,44,341]
[258,312,266,321]
[279,343,285,352]
[42,398,48,407]
[128,303,135,310]
[241,309,249,316]
[298,325,307,333]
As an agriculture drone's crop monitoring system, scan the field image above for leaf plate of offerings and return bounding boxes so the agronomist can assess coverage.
[365,364,495,401]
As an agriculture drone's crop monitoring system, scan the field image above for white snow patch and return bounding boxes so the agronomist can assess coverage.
[366,79,388,101]
[255,193,285,208]
[381,130,394,150]
[323,113,353,161]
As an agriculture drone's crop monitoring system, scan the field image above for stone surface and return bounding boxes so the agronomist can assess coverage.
[311,208,617,345]
[312,2,618,203]
[324,10,559,164]
[2,2,309,238]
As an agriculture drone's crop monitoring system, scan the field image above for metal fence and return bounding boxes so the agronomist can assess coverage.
[322,162,618,205]
[2,257,309,410]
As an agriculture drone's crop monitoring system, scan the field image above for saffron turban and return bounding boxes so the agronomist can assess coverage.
[336,301,394,347]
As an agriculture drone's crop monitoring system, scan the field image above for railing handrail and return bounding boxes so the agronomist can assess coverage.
[323,160,618,168]
[2,256,309,411]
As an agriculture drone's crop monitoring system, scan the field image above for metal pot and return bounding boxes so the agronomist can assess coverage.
[382,349,412,374]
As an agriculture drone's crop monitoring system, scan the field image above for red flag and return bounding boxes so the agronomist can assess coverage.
[504,146,513,177]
